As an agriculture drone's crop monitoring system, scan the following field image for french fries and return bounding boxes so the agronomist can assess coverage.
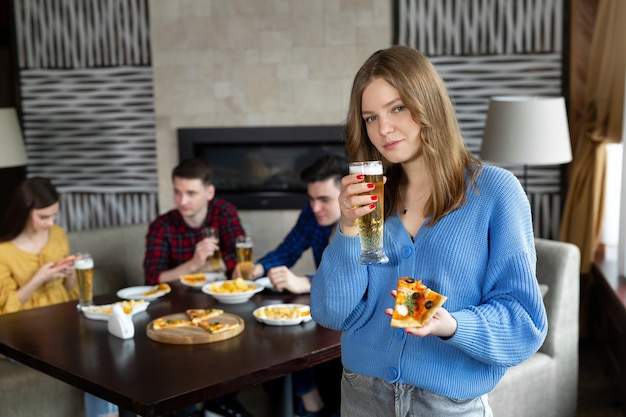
[209,278,255,293]
[255,305,307,320]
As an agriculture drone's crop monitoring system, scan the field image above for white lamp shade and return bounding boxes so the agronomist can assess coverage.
[0,108,28,168]
[480,96,573,165]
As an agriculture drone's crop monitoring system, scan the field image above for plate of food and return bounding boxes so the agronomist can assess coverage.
[180,272,226,288]
[255,276,276,291]
[201,278,263,304]
[81,299,149,321]
[179,273,208,288]
[117,283,171,300]
[253,303,312,326]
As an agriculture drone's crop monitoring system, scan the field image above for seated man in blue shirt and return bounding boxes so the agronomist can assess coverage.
[244,154,348,294]
[235,154,347,417]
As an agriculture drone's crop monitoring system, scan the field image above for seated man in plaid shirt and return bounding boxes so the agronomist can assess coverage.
[143,158,252,417]
[234,154,347,417]
[143,157,246,285]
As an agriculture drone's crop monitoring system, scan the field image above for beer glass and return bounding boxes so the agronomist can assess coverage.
[75,253,94,306]
[202,227,223,271]
[349,161,389,264]
[235,235,254,279]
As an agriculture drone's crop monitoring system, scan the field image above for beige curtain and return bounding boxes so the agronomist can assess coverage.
[559,0,626,274]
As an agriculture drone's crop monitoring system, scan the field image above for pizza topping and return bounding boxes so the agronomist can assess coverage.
[390,277,447,328]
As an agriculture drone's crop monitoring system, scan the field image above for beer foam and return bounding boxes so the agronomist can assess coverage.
[75,257,94,269]
[349,161,383,175]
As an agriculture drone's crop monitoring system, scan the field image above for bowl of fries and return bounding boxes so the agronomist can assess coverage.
[201,278,263,304]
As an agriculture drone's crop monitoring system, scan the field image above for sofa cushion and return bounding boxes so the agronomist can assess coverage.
[93,265,126,296]
[68,223,148,288]
[0,357,84,417]
[489,352,556,417]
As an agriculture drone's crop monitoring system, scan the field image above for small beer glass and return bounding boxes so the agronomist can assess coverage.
[201,227,223,271]
[235,235,254,279]
[349,161,389,264]
[75,253,94,306]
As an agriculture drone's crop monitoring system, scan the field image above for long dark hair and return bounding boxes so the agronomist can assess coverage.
[0,177,60,242]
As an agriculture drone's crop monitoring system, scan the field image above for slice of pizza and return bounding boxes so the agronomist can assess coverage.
[180,273,207,286]
[152,317,193,330]
[196,320,239,334]
[186,308,224,323]
[143,283,171,297]
[390,277,447,328]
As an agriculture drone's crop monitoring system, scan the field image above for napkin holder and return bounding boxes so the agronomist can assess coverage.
[108,304,135,339]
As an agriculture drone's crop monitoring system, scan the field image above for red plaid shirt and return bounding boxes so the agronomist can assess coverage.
[143,198,246,284]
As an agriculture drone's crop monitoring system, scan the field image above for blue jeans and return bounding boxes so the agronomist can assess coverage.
[84,392,118,417]
[340,368,493,417]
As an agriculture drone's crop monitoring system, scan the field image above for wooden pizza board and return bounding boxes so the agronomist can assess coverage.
[146,312,244,345]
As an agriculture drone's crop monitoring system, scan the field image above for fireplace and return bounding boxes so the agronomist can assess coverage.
[178,125,346,210]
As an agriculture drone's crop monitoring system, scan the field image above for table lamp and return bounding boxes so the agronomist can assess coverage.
[479,96,573,190]
[0,108,28,168]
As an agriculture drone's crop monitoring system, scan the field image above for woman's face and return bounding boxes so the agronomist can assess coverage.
[29,202,59,231]
[361,77,423,164]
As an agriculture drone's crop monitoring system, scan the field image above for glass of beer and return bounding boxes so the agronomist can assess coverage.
[202,227,223,271]
[75,253,94,306]
[349,161,389,264]
[235,235,254,279]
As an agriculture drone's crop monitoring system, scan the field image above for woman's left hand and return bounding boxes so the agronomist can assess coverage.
[385,290,458,338]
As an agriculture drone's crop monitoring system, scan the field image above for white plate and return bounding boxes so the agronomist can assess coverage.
[117,285,169,301]
[180,272,226,288]
[201,280,263,304]
[81,301,149,321]
[255,277,276,291]
[205,272,226,283]
[253,303,312,326]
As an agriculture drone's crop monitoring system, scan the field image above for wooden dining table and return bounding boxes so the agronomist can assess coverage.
[0,282,342,417]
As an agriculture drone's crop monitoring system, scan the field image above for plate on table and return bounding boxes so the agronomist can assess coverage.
[201,279,263,304]
[255,277,276,291]
[253,303,312,326]
[117,284,171,301]
[81,300,149,321]
[180,272,226,288]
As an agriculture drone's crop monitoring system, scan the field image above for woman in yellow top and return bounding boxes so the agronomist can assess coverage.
[0,177,120,417]
[0,177,79,313]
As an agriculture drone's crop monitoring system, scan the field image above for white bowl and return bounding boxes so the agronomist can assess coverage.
[201,280,263,304]
[253,303,312,326]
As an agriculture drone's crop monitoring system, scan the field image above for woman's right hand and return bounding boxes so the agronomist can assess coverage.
[33,262,69,285]
[338,173,381,236]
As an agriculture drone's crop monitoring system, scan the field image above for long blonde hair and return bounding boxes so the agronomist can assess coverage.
[345,46,481,225]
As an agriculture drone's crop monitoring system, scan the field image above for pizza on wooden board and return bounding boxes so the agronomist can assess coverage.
[196,320,239,334]
[186,308,224,323]
[152,318,194,330]
[390,277,447,328]
[152,308,238,333]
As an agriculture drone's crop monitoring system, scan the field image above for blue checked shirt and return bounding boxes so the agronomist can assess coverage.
[257,203,332,278]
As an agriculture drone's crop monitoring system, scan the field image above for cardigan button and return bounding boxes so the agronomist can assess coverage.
[388,367,399,380]
[394,328,405,340]
[401,245,413,258]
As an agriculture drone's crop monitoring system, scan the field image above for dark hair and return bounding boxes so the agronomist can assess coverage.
[300,154,349,189]
[345,45,481,224]
[0,177,60,242]
[172,158,213,186]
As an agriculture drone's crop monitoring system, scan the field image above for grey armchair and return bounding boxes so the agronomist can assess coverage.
[489,238,581,417]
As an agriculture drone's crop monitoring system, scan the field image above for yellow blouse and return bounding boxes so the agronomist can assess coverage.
[0,224,78,314]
